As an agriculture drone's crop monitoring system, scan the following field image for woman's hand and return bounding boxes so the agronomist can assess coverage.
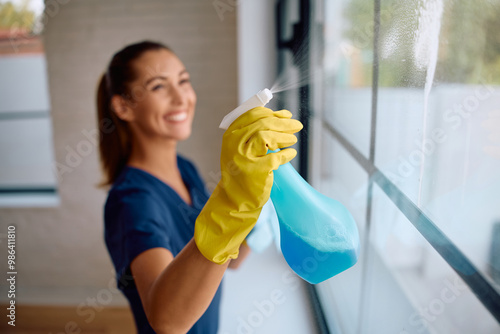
[195,107,302,264]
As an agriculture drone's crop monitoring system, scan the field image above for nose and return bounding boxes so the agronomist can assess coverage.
[169,85,184,106]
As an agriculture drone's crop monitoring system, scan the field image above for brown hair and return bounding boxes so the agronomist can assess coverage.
[96,41,171,186]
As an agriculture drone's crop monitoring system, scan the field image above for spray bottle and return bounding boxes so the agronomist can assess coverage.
[220,89,360,284]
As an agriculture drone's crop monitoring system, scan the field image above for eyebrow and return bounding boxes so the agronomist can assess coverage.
[145,69,189,86]
[145,75,166,86]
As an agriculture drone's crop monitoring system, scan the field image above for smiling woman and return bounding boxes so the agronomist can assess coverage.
[96,42,196,187]
[96,41,302,334]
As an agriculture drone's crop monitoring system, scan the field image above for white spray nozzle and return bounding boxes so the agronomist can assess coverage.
[219,88,273,129]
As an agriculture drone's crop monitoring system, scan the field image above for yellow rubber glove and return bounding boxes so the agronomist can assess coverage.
[195,107,303,264]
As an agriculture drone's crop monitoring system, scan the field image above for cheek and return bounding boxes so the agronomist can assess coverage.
[133,96,159,121]
[191,95,197,109]
[187,90,197,112]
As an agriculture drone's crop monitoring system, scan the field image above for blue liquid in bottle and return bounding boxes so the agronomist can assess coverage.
[271,162,360,284]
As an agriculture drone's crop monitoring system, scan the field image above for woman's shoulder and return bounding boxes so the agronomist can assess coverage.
[106,166,156,205]
[105,156,205,206]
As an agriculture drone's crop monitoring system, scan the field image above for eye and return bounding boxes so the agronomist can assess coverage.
[152,84,164,91]
[179,78,190,85]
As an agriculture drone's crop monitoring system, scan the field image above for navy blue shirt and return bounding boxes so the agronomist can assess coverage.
[104,155,222,334]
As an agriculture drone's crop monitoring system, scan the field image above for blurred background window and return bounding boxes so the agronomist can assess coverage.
[0,0,58,207]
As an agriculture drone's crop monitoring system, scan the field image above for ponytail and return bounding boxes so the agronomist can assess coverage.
[96,41,172,186]
[96,73,130,187]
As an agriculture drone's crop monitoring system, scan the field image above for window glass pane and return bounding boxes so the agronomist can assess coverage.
[375,0,500,286]
[323,0,373,158]
[317,131,368,232]
[315,131,367,334]
[0,55,50,112]
[317,0,500,332]
[0,117,56,187]
[365,183,499,333]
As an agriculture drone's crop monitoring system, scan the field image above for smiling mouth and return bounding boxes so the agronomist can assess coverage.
[165,112,188,122]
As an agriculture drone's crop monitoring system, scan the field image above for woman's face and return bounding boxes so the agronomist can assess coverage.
[123,49,196,142]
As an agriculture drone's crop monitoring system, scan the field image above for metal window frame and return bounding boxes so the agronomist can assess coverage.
[0,110,50,120]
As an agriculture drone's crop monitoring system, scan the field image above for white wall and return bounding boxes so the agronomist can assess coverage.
[237,0,278,103]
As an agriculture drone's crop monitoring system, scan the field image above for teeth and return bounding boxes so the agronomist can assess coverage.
[166,112,187,121]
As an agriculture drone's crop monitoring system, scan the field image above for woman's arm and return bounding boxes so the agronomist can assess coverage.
[130,108,301,333]
[130,239,228,334]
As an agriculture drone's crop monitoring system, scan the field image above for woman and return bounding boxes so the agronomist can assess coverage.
[97,41,302,333]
